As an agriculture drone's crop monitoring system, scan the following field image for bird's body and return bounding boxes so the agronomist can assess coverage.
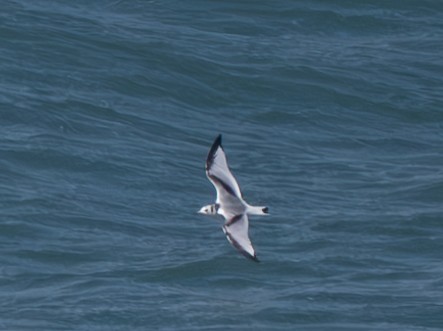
[198,134,268,262]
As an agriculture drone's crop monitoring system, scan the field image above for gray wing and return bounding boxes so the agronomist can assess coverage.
[222,214,258,262]
[206,135,243,204]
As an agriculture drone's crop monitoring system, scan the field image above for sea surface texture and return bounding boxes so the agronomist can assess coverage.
[1,1,442,330]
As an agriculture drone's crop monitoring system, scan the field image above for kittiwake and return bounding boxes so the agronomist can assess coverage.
[198,134,269,262]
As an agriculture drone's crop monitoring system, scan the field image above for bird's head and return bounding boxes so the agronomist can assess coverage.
[198,204,218,215]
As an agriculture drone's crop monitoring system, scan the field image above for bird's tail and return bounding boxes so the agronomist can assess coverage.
[246,205,269,215]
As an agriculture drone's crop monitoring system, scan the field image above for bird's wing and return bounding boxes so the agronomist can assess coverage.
[223,214,258,262]
[206,134,243,204]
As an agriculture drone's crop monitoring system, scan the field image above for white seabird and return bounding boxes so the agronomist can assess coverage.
[198,134,268,262]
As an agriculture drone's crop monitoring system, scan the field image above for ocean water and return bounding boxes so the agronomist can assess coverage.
[1,0,443,330]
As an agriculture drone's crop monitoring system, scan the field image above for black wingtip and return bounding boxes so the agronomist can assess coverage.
[206,134,223,169]
[214,134,222,147]
[251,255,260,263]
[241,250,260,263]
[262,207,269,214]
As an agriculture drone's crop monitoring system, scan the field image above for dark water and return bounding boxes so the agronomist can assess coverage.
[1,1,443,330]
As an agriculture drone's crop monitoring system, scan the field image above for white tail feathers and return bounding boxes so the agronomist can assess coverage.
[246,205,269,215]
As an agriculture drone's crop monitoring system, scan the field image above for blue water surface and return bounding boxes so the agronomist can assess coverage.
[1,1,443,330]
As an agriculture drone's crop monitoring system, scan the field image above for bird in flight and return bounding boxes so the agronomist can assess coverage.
[198,134,268,262]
